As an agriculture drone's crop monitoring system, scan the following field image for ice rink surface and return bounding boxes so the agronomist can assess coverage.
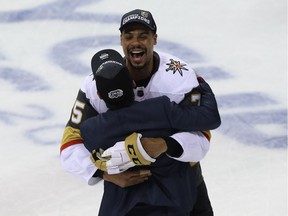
[0,0,287,215]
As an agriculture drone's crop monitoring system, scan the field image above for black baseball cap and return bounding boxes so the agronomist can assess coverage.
[119,9,157,33]
[91,49,134,109]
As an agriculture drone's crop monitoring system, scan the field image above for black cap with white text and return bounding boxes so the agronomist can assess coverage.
[119,9,157,33]
[91,49,134,109]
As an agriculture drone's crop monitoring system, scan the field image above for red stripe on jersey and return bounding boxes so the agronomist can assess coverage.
[60,139,83,153]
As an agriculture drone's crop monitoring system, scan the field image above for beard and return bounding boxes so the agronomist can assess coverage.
[127,57,147,71]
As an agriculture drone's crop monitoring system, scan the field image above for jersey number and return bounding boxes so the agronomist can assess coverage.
[71,100,85,124]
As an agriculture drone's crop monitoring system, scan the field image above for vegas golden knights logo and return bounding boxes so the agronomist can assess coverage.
[166,59,188,76]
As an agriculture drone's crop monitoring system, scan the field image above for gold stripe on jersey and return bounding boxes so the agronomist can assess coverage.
[189,162,198,166]
[60,126,83,153]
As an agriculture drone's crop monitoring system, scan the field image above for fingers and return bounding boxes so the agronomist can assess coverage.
[103,169,151,188]
[128,169,151,177]
[139,170,151,175]
[121,170,151,187]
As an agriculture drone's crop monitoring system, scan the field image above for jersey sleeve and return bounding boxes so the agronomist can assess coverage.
[60,89,99,152]
[60,80,102,185]
[166,130,210,162]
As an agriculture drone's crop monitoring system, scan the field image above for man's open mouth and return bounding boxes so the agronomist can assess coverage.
[130,50,145,58]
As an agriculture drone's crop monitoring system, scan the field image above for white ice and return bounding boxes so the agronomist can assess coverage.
[0,0,286,215]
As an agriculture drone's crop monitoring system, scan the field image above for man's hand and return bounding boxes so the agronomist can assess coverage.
[103,170,151,188]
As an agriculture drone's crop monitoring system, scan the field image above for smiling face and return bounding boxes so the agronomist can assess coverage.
[120,23,157,81]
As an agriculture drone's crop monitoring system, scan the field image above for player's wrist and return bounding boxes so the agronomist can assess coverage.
[155,138,168,155]
[140,137,167,158]
[102,172,110,181]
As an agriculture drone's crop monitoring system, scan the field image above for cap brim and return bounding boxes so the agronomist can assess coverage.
[119,21,155,32]
[91,49,124,75]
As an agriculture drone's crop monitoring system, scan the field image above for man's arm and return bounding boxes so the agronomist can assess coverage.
[60,86,101,185]
[81,78,220,152]
[141,131,210,162]
[84,78,220,173]
[120,78,218,165]
[163,77,218,162]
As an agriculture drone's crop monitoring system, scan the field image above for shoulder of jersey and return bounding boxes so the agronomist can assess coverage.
[149,52,199,101]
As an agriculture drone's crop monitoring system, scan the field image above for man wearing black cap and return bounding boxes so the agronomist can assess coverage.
[60,9,220,216]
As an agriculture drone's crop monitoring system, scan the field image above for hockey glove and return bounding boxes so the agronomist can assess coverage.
[90,148,132,174]
[123,132,156,165]
[92,133,155,174]
[90,148,110,173]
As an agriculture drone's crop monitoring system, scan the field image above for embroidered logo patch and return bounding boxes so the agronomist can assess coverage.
[108,89,123,99]
[166,59,188,76]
